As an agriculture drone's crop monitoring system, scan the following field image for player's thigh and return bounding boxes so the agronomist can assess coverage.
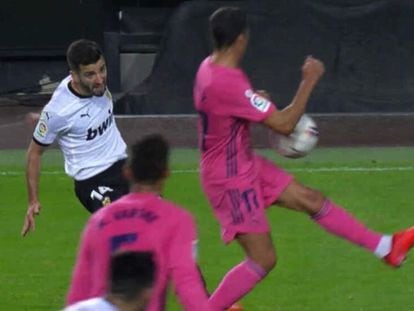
[74,181,105,213]
[276,179,325,215]
[74,178,129,213]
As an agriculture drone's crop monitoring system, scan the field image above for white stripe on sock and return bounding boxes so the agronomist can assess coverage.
[374,235,392,258]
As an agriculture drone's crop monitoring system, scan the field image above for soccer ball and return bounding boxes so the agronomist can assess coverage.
[269,114,319,158]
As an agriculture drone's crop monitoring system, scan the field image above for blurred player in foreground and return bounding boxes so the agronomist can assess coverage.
[194,7,414,310]
[67,134,211,310]
[63,251,155,311]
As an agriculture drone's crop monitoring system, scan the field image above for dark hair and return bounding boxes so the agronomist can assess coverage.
[209,7,248,50]
[129,134,169,184]
[66,39,103,71]
[109,251,155,301]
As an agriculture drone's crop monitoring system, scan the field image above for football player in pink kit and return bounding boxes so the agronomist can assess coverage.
[194,7,414,311]
[66,135,210,311]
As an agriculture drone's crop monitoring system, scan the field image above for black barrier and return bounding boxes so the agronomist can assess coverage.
[0,0,105,95]
[0,0,104,53]
[116,0,414,114]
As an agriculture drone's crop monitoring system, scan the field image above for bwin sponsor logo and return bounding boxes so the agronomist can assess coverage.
[86,114,113,141]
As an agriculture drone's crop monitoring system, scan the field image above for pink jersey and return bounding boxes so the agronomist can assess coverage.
[194,57,276,182]
[67,192,209,311]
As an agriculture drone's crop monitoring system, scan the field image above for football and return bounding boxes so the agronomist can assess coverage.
[269,114,319,158]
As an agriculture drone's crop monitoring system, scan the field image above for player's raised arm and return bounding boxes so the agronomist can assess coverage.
[21,140,46,236]
[263,56,325,135]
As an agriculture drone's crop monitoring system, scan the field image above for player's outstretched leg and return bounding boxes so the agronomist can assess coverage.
[311,200,387,254]
[277,181,414,268]
[313,201,414,268]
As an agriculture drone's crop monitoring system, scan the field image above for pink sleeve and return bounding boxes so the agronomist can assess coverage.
[66,220,94,305]
[215,73,276,122]
[169,213,210,311]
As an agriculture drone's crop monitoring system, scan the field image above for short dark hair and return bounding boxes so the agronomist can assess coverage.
[66,39,103,71]
[129,134,169,184]
[209,7,248,50]
[109,251,155,302]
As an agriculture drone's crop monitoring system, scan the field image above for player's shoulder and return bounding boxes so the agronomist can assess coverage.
[160,199,195,222]
[89,203,113,221]
[85,205,113,232]
[46,76,81,113]
[211,67,249,94]
[198,57,243,78]
[49,76,72,101]
[88,196,129,223]
[197,56,211,71]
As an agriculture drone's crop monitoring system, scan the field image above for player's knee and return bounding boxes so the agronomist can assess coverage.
[301,187,325,215]
[252,249,277,273]
[264,251,277,272]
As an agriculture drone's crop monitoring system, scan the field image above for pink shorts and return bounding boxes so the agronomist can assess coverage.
[202,155,293,243]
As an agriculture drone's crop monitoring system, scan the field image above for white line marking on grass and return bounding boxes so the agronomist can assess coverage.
[2,166,414,176]
[0,171,65,176]
[0,121,24,129]
[171,167,414,173]
[291,166,414,173]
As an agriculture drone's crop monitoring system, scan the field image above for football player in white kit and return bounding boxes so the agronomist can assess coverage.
[22,39,130,236]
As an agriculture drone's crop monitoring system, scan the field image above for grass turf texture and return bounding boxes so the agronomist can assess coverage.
[1,147,414,310]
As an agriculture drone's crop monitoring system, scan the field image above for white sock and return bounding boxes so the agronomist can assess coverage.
[374,235,392,258]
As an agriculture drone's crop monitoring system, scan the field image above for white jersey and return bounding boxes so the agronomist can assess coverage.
[62,297,118,311]
[33,76,127,180]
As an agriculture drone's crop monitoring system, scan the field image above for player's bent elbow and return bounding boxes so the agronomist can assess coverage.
[264,117,295,136]
[270,122,295,136]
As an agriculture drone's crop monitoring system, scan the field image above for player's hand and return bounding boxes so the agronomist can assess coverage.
[21,201,41,237]
[301,56,325,84]
[256,90,271,100]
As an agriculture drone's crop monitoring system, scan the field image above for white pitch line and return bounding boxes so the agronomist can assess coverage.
[0,121,24,129]
[1,166,414,176]
[173,167,414,173]
[291,166,414,172]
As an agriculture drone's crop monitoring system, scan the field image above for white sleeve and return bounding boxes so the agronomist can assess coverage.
[33,110,67,146]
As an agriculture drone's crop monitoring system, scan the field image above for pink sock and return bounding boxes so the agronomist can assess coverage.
[209,259,267,311]
[313,200,382,252]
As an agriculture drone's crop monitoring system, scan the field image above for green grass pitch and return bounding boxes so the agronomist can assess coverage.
[1,147,414,310]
